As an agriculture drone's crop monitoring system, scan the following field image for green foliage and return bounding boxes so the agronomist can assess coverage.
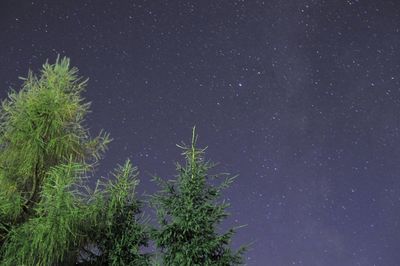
[0,57,109,225]
[151,127,246,266]
[1,162,93,265]
[0,57,246,265]
[0,57,149,265]
[81,160,151,266]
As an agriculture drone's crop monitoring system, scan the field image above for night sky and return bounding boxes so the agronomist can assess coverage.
[1,0,400,265]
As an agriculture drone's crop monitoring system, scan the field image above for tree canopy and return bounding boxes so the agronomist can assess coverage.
[151,127,246,266]
[0,57,149,265]
[0,57,245,265]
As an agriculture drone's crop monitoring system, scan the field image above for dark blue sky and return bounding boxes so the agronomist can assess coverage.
[1,0,400,265]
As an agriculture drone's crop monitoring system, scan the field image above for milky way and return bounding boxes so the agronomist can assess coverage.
[1,1,400,265]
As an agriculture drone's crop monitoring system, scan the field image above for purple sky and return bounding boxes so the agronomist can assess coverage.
[1,1,400,265]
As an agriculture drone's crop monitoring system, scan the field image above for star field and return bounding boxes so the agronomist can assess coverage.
[1,0,400,265]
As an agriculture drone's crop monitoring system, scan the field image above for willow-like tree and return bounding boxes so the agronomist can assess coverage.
[0,57,149,265]
[151,127,246,266]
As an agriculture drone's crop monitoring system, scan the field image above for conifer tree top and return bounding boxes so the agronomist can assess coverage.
[151,127,246,266]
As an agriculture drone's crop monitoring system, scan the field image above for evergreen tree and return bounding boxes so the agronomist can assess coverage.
[151,127,246,266]
[0,57,150,265]
[0,57,109,264]
[1,161,95,265]
[81,160,151,265]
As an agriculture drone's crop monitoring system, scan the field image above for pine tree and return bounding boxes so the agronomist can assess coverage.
[82,160,151,265]
[0,57,150,265]
[1,161,95,265]
[0,57,109,264]
[151,127,246,266]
